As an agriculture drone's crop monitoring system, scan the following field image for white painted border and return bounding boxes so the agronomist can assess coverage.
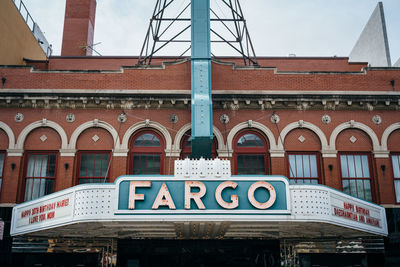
[0,121,15,150]
[114,175,291,215]
[15,119,68,153]
[121,120,173,156]
[227,121,278,157]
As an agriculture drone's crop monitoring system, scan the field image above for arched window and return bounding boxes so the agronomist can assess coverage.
[387,129,400,202]
[284,129,322,185]
[340,153,373,201]
[336,129,374,202]
[131,131,164,175]
[234,131,268,175]
[180,131,217,159]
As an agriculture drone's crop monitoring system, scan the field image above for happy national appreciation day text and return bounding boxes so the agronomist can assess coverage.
[20,198,70,225]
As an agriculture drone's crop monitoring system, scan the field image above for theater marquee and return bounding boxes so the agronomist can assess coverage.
[10,159,388,238]
[116,177,290,215]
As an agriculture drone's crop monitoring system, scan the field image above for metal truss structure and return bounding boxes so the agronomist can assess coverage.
[138,0,258,66]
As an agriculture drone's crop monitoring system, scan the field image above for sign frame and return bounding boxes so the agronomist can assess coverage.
[114,175,291,216]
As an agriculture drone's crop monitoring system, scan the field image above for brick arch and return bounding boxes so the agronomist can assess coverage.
[76,128,114,150]
[69,120,120,152]
[381,122,400,151]
[387,129,400,152]
[24,128,61,150]
[0,129,9,150]
[16,119,68,151]
[329,121,380,152]
[277,121,328,151]
[172,123,225,156]
[284,128,322,151]
[121,120,172,156]
[0,121,15,150]
[227,121,277,155]
[336,129,373,151]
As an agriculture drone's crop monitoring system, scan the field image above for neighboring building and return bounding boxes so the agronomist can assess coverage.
[0,0,400,266]
[0,0,51,65]
[395,58,400,67]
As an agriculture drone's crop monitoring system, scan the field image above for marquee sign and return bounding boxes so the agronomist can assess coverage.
[116,177,290,215]
[10,159,388,238]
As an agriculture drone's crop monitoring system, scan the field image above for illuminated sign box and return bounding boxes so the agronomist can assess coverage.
[116,176,290,215]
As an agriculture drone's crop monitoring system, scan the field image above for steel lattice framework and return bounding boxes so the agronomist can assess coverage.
[138,0,258,66]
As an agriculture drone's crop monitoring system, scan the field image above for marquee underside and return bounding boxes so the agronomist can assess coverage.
[18,220,381,240]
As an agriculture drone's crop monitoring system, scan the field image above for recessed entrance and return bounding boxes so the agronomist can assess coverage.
[117,239,280,267]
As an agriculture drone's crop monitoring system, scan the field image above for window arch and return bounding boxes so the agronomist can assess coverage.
[180,131,217,159]
[336,129,375,202]
[284,128,322,185]
[388,129,400,203]
[233,131,269,175]
[130,130,164,175]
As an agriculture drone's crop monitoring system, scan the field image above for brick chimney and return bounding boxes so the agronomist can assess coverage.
[61,0,97,56]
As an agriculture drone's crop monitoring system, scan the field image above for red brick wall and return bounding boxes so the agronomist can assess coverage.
[24,128,61,150]
[61,0,97,56]
[284,128,321,151]
[388,129,400,151]
[336,129,372,151]
[0,129,8,150]
[1,61,398,92]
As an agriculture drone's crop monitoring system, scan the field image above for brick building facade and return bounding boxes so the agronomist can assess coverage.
[1,0,400,266]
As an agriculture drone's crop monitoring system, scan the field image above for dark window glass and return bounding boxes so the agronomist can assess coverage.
[134,133,161,147]
[79,153,109,184]
[392,155,400,202]
[24,154,56,201]
[237,134,264,147]
[235,132,267,175]
[132,132,163,175]
[340,154,372,201]
[237,155,265,175]
[132,154,161,175]
[288,154,319,185]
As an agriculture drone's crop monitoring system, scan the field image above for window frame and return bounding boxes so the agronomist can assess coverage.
[76,151,111,185]
[130,130,165,175]
[338,152,375,202]
[233,130,269,175]
[390,153,400,204]
[286,151,321,184]
[22,151,58,202]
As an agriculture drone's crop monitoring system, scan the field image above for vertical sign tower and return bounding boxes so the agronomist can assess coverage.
[190,0,213,159]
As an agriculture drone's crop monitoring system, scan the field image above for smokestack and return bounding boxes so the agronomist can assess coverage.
[61,0,97,56]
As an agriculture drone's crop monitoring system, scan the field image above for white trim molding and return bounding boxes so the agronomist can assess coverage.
[276,120,329,152]
[121,120,173,156]
[15,119,68,151]
[0,121,16,150]
[68,119,121,156]
[381,122,400,151]
[329,120,384,158]
[226,121,278,157]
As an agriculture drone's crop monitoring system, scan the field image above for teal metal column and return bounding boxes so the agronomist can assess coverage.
[191,0,213,159]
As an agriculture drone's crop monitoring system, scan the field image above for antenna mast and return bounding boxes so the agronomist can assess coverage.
[138,0,258,66]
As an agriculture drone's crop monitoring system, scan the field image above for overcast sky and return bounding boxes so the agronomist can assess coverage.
[22,0,400,64]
